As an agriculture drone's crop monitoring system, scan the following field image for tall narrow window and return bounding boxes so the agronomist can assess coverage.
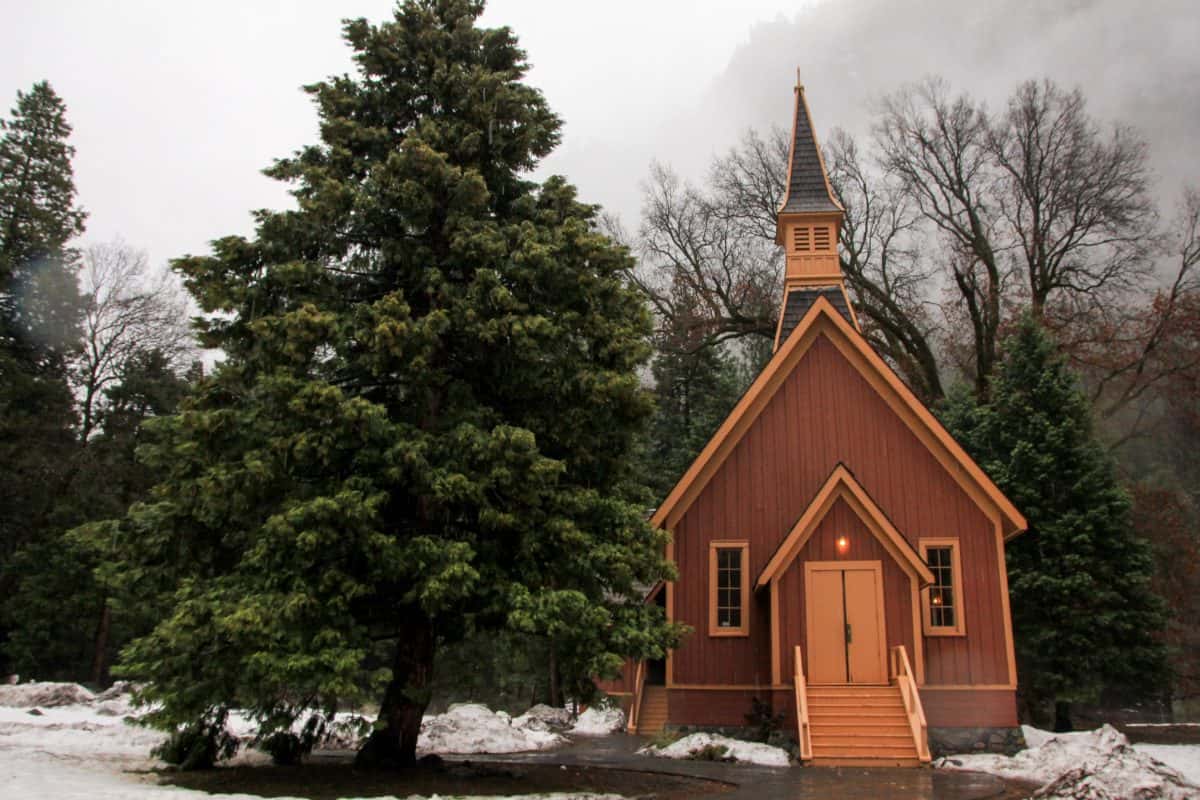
[709,541,749,636]
[920,538,966,636]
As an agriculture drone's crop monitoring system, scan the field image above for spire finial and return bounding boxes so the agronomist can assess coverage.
[796,66,803,89]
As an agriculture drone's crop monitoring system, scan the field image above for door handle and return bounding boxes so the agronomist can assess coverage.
[845,623,853,644]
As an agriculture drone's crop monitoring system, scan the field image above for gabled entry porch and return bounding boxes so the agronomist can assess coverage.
[762,465,935,765]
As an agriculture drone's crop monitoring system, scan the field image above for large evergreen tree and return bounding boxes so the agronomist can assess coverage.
[0,81,86,674]
[941,315,1169,730]
[108,0,678,767]
[0,80,86,369]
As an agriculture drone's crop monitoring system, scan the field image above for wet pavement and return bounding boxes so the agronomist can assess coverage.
[471,734,1018,800]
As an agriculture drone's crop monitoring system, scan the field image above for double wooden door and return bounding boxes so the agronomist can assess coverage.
[805,561,887,684]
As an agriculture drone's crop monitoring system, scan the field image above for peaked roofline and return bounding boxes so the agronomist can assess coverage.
[756,463,935,589]
[776,79,844,222]
[650,296,1027,539]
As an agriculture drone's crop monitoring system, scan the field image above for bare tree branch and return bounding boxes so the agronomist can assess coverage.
[826,128,944,403]
[74,239,195,442]
[875,78,1008,398]
[990,80,1157,318]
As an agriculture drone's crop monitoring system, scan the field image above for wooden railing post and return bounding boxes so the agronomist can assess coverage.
[889,645,931,762]
[628,659,646,733]
[793,644,812,761]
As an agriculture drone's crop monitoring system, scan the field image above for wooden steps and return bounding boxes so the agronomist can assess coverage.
[806,684,922,766]
[633,685,668,734]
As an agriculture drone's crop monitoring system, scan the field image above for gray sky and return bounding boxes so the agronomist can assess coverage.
[3,0,1198,273]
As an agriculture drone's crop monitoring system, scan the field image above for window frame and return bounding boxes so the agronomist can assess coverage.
[708,540,750,637]
[920,538,966,637]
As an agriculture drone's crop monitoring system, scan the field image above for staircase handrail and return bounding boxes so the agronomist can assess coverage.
[889,645,931,762]
[628,659,646,733]
[793,644,813,761]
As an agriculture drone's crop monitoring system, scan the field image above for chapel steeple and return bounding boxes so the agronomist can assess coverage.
[773,74,858,349]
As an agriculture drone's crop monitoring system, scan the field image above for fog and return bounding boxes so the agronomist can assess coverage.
[2,0,1196,270]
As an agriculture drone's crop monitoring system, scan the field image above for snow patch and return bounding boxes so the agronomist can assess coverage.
[1133,744,1200,787]
[417,702,566,754]
[0,681,95,707]
[570,706,625,736]
[938,724,1200,800]
[511,703,575,733]
[639,732,790,767]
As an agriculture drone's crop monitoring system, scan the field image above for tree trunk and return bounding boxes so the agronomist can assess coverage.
[89,600,111,686]
[355,613,435,768]
[1053,700,1073,732]
[548,645,561,707]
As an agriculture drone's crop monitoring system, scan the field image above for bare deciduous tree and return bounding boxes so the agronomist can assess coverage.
[875,77,1008,398]
[991,79,1157,319]
[75,240,193,442]
[622,150,783,353]
[826,129,944,403]
[875,77,1160,399]
[1064,186,1200,447]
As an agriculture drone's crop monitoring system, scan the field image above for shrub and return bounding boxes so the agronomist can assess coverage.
[744,697,785,743]
[154,720,239,770]
[689,743,732,762]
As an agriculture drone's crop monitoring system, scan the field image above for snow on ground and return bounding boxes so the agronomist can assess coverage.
[1133,744,1200,787]
[0,683,615,799]
[937,724,1200,800]
[638,732,790,767]
[0,680,97,707]
[569,706,625,736]
[417,703,566,754]
[511,703,575,733]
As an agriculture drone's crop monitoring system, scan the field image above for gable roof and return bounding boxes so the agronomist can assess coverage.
[756,464,935,589]
[650,296,1027,539]
[778,82,842,216]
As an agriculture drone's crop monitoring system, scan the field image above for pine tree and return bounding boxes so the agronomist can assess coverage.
[4,350,191,684]
[0,80,86,369]
[941,315,1169,730]
[0,81,86,675]
[643,342,743,499]
[108,0,678,767]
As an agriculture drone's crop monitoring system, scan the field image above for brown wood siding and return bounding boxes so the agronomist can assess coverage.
[667,689,769,727]
[671,333,1010,687]
[921,689,1018,727]
[776,498,915,680]
[595,658,636,697]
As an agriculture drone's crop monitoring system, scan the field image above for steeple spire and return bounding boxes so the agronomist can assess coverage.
[777,77,842,219]
[773,75,858,350]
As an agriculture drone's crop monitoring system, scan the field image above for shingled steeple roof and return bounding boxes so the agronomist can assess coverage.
[778,77,842,215]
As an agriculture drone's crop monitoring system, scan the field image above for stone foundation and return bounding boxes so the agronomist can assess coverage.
[929,726,1025,757]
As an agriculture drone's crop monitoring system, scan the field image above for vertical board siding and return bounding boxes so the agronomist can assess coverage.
[671,333,1010,688]
[921,689,1019,727]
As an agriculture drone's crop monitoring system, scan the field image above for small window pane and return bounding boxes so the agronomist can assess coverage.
[925,545,959,631]
[714,547,744,630]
